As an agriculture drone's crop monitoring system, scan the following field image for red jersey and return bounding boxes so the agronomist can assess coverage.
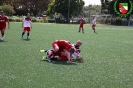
[79,18,84,27]
[0,15,8,28]
[53,40,72,51]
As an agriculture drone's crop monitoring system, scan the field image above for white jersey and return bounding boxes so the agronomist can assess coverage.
[72,51,80,58]
[46,49,80,58]
[71,44,81,58]
[92,18,96,25]
[23,17,31,27]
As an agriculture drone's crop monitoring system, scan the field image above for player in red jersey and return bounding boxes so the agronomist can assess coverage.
[57,40,83,60]
[58,40,83,61]
[0,11,10,40]
[42,40,83,61]
[47,40,75,63]
[78,18,84,33]
[20,13,32,39]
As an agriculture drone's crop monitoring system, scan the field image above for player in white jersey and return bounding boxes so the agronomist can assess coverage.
[43,48,83,61]
[20,13,32,39]
[92,15,96,33]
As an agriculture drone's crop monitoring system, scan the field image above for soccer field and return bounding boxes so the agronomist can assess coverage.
[0,23,133,88]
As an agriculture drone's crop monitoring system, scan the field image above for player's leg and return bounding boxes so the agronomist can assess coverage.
[27,31,30,39]
[46,43,59,62]
[92,25,96,33]
[27,27,30,39]
[78,26,81,32]
[81,27,84,33]
[1,28,5,40]
[40,49,55,61]
[21,27,26,38]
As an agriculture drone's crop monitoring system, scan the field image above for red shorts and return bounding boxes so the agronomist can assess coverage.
[92,24,96,28]
[54,50,62,57]
[60,56,67,60]
[0,26,6,30]
[53,50,67,61]
[79,24,83,27]
[23,27,30,32]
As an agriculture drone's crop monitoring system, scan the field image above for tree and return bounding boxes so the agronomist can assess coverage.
[47,0,85,23]
[0,0,52,16]
[83,5,101,17]
[101,0,110,14]
[1,4,15,15]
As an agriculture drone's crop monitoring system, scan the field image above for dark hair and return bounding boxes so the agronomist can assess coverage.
[69,48,75,54]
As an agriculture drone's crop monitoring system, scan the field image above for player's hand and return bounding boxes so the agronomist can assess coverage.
[8,25,10,29]
[79,57,84,61]
[68,61,75,64]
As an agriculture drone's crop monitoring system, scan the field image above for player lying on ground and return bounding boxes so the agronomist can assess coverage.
[46,40,76,63]
[41,49,84,61]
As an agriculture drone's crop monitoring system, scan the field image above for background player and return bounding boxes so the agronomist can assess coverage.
[20,13,32,39]
[78,18,84,33]
[0,11,10,40]
[92,15,96,33]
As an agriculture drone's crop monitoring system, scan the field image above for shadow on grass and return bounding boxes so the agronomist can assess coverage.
[41,59,84,65]
[22,38,30,41]
[0,40,8,43]
[52,61,77,65]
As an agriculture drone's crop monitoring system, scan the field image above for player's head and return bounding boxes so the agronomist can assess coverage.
[69,47,76,54]
[76,40,82,47]
[1,11,4,16]
[27,13,30,18]
[92,15,95,19]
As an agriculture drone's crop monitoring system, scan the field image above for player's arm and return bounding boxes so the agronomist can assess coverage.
[7,19,10,29]
[64,49,73,63]
[76,56,80,59]
[6,17,10,29]
[73,50,83,60]
[75,54,84,61]
[30,21,32,29]
[22,21,24,28]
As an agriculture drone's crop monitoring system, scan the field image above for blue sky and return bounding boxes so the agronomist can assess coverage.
[83,0,101,6]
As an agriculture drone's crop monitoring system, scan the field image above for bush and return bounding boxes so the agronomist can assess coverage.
[43,17,47,23]
[48,19,55,23]
[31,17,37,22]
[15,18,22,22]
[9,17,15,22]
[115,17,122,25]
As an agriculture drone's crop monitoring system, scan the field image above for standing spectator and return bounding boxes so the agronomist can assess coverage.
[78,18,84,33]
[92,15,97,33]
[20,13,32,39]
[0,11,10,40]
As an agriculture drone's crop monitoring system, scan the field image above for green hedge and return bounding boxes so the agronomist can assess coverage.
[8,16,131,26]
[98,17,130,26]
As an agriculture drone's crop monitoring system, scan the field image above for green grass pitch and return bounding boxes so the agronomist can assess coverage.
[0,22,133,88]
